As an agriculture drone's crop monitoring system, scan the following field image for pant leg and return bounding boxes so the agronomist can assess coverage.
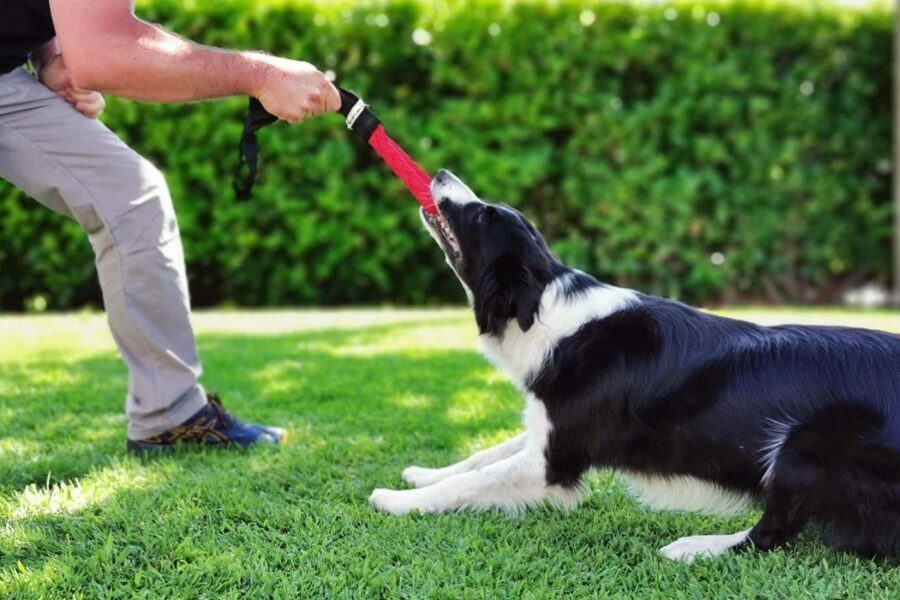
[0,67,207,439]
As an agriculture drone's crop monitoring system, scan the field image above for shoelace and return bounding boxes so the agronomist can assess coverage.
[206,393,237,429]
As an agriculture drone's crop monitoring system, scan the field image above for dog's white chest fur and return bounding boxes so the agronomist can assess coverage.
[479,274,639,388]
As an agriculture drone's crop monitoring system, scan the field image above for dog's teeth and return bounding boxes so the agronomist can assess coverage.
[428,213,459,255]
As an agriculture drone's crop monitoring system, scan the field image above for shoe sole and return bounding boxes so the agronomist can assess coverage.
[126,429,287,454]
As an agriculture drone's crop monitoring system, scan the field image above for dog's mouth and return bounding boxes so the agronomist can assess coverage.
[422,207,461,262]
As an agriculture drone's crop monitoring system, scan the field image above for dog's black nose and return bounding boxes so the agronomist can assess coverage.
[434,169,451,184]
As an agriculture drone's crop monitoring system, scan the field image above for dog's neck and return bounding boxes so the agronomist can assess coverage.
[478,272,639,389]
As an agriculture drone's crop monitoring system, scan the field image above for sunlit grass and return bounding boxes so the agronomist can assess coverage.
[2,308,900,598]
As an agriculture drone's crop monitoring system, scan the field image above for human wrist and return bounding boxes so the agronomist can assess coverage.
[29,38,61,76]
[237,51,274,98]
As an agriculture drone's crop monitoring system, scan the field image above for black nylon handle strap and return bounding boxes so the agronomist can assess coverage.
[233,97,279,201]
[234,86,381,201]
[338,87,358,117]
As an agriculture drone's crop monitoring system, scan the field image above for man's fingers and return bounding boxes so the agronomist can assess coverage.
[75,101,103,118]
[69,89,105,118]
[293,90,325,121]
[306,87,325,117]
[68,89,92,102]
[285,108,310,124]
[309,80,340,116]
[323,82,341,113]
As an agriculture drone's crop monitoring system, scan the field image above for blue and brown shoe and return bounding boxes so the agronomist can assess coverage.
[126,392,287,453]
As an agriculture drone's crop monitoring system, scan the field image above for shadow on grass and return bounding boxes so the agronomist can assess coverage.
[199,320,519,437]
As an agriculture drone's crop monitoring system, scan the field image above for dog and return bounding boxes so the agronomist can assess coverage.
[369,169,900,562]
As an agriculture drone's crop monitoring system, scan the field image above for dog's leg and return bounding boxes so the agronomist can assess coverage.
[742,486,806,552]
[661,485,806,563]
[372,444,583,515]
[402,433,527,488]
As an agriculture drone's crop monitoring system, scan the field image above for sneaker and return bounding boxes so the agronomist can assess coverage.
[126,392,287,453]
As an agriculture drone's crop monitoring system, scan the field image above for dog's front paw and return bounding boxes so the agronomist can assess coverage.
[660,537,713,564]
[660,530,750,564]
[369,488,418,515]
[402,465,443,488]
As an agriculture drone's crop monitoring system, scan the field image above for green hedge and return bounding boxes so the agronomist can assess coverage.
[0,0,892,310]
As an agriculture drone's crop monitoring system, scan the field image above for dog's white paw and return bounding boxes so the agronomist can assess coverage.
[402,465,443,488]
[660,529,751,564]
[369,488,419,515]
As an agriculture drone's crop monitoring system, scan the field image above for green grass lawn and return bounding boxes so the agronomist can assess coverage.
[2,308,900,599]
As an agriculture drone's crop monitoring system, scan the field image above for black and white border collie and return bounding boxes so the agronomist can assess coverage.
[370,169,900,562]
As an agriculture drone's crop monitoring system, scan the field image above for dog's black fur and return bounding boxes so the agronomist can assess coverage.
[431,170,900,560]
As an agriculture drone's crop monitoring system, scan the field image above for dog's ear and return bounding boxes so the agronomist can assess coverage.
[515,274,542,332]
[474,254,544,336]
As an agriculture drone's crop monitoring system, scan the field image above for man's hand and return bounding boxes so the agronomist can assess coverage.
[251,55,341,123]
[39,54,106,119]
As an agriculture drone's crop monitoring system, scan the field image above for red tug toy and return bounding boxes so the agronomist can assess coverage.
[235,87,437,215]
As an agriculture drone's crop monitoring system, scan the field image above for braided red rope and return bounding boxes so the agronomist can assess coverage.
[368,125,437,214]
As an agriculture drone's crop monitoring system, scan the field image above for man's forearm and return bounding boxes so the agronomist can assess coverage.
[58,17,267,102]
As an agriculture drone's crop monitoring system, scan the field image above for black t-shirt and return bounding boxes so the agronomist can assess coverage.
[0,0,56,76]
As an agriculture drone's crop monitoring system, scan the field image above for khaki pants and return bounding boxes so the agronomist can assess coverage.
[0,67,207,439]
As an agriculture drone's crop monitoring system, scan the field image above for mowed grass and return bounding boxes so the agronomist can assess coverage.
[2,308,900,599]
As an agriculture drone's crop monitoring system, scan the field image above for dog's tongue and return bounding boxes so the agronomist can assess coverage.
[367,125,438,214]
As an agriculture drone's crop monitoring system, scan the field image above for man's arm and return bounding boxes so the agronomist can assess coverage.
[49,0,340,122]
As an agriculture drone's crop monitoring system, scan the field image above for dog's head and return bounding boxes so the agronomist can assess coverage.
[421,169,561,336]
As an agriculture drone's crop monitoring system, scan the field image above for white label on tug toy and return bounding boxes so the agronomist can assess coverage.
[346,99,367,130]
